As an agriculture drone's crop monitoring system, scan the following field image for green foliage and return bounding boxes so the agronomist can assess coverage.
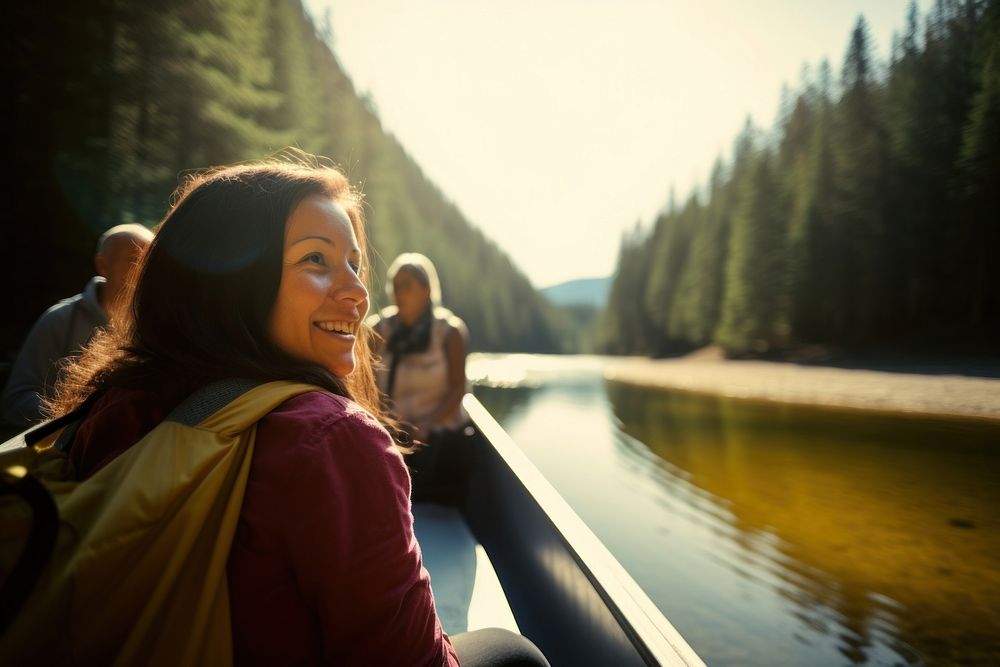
[553,304,602,354]
[6,0,565,354]
[643,197,698,353]
[597,225,656,355]
[828,16,892,340]
[789,73,838,340]
[668,190,730,347]
[603,1,999,355]
[715,154,789,352]
[956,0,1000,326]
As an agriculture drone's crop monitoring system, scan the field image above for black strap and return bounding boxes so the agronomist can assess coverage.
[165,379,261,427]
[21,391,102,450]
[10,379,261,455]
[0,470,59,634]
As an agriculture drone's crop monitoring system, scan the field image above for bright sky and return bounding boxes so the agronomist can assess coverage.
[305,0,923,288]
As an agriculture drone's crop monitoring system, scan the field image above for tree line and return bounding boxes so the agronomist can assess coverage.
[4,0,567,357]
[601,0,999,357]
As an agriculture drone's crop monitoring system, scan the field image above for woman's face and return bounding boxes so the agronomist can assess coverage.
[393,268,432,325]
[269,195,368,377]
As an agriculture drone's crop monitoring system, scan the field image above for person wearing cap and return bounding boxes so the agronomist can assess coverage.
[1,223,154,428]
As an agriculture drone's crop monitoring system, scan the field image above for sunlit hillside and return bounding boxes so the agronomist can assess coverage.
[3,0,569,355]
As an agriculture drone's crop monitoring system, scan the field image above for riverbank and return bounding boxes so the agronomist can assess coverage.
[603,353,1000,421]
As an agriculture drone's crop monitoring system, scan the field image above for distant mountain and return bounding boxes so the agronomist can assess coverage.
[541,277,612,309]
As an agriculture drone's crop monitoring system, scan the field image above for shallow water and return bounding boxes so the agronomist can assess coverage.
[469,354,1000,667]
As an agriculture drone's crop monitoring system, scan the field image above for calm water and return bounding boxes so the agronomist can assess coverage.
[468,354,1000,667]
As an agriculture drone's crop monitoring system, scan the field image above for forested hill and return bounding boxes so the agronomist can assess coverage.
[542,277,612,309]
[5,0,564,354]
[602,1,999,357]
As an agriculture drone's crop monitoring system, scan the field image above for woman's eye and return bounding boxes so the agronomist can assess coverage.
[349,261,361,275]
[302,253,326,266]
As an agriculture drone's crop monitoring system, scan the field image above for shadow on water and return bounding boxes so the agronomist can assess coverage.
[605,381,1000,667]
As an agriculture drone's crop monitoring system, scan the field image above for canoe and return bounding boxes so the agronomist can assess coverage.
[416,394,706,667]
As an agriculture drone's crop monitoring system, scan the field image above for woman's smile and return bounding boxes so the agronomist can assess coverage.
[314,319,358,336]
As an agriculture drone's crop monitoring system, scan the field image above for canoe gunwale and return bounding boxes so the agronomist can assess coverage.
[462,394,705,667]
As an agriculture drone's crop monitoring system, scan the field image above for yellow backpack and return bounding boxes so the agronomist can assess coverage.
[0,380,320,666]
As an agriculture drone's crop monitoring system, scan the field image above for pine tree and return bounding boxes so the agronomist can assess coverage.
[715,153,788,353]
[601,225,656,354]
[668,158,732,346]
[791,61,839,340]
[643,204,695,354]
[829,16,891,341]
[258,0,325,150]
[956,0,1000,329]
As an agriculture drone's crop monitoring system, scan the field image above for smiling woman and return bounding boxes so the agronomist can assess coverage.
[24,152,548,666]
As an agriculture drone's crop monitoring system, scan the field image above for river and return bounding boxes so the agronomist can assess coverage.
[468,354,1000,667]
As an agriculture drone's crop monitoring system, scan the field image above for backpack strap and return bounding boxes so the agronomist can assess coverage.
[0,392,102,454]
[0,380,265,455]
[50,391,105,451]
[165,379,262,427]
[0,469,59,634]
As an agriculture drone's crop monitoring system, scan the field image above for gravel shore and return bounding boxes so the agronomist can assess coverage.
[603,356,1000,421]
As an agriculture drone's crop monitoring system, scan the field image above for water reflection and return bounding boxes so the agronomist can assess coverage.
[472,384,538,426]
[605,382,1000,667]
[469,354,1000,667]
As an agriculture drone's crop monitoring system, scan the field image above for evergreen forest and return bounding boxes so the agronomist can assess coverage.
[5,0,998,363]
[601,0,999,358]
[4,0,567,357]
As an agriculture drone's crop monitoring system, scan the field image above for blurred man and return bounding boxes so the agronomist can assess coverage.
[2,224,154,428]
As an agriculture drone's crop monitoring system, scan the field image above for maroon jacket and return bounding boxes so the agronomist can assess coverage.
[72,387,460,666]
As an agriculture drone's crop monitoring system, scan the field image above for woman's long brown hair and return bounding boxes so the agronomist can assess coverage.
[47,153,389,428]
